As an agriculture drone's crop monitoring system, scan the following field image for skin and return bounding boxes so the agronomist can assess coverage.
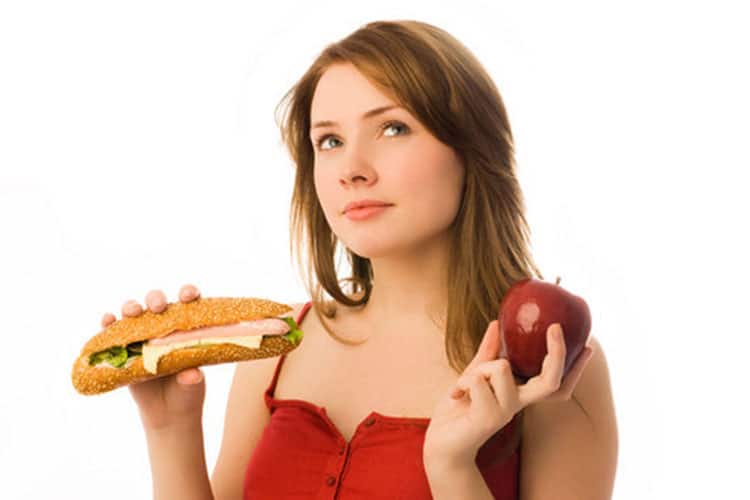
[307,63,598,474]
[309,62,466,334]
[104,64,596,479]
[424,320,595,470]
[101,284,206,430]
[102,61,467,428]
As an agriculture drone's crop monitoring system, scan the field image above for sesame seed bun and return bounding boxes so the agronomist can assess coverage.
[71,297,297,395]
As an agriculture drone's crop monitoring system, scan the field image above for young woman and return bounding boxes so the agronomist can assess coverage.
[105,20,618,500]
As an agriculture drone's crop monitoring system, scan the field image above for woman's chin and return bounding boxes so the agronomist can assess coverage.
[343,242,393,260]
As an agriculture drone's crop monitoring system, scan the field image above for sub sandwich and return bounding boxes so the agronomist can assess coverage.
[72,297,303,395]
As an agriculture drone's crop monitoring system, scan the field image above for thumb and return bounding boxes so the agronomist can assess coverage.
[176,367,204,385]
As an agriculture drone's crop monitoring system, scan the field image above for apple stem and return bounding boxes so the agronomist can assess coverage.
[555,276,561,285]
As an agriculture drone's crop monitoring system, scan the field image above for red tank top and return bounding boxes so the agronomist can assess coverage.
[243,301,521,499]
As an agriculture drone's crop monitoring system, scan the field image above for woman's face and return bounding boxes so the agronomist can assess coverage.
[309,63,465,259]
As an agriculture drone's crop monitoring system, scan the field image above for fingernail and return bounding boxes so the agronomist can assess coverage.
[180,369,202,385]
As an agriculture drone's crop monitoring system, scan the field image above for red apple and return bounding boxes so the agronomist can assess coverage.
[498,276,591,382]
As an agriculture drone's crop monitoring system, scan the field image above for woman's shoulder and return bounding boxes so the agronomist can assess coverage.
[281,301,309,326]
[286,294,361,316]
[287,301,310,314]
[284,293,372,337]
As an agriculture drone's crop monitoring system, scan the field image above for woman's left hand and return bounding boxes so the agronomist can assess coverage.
[423,320,595,469]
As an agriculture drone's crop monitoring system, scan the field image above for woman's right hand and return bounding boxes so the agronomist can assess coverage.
[101,284,206,431]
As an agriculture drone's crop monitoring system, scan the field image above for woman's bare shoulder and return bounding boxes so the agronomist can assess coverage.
[287,301,309,318]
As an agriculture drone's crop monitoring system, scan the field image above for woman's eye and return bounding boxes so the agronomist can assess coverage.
[382,121,409,137]
[316,135,341,151]
[314,121,410,151]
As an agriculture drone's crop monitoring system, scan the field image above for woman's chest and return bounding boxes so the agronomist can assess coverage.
[273,314,459,442]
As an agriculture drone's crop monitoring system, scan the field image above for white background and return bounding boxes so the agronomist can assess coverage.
[1,1,748,498]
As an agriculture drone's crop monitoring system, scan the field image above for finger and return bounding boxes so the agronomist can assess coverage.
[518,323,566,407]
[179,284,201,303]
[452,377,522,399]
[453,359,494,398]
[466,371,498,420]
[145,289,168,313]
[487,358,521,412]
[452,359,518,404]
[121,299,143,317]
[101,312,116,328]
[464,320,501,375]
[452,365,533,399]
[545,323,566,381]
[454,324,561,401]
[177,367,204,385]
[452,369,487,399]
[464,364,518,432]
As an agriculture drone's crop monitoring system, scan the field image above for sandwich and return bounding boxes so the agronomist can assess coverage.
[71,297,303,395]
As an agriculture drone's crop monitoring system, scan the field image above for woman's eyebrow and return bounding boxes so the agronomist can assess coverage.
[311,105,402,130]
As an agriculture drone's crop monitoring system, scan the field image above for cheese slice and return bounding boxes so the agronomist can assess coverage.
[142,334,264,374]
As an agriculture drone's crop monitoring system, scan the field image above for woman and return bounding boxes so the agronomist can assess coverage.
[107,20,618,499]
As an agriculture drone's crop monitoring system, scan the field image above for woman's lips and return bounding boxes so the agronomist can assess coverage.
[345,205,392,221]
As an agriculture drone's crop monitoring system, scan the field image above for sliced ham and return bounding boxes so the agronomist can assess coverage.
[147,318,290,346]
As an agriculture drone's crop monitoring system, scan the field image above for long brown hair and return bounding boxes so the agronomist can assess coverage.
[276,19,544,458]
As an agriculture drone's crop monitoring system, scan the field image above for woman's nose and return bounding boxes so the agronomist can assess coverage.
[339,145,377,185]
[341,169,370,184]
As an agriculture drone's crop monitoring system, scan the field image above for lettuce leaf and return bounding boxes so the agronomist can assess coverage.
[280,317,304,345]
[89,341,144,367]
[88,315,303,368]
